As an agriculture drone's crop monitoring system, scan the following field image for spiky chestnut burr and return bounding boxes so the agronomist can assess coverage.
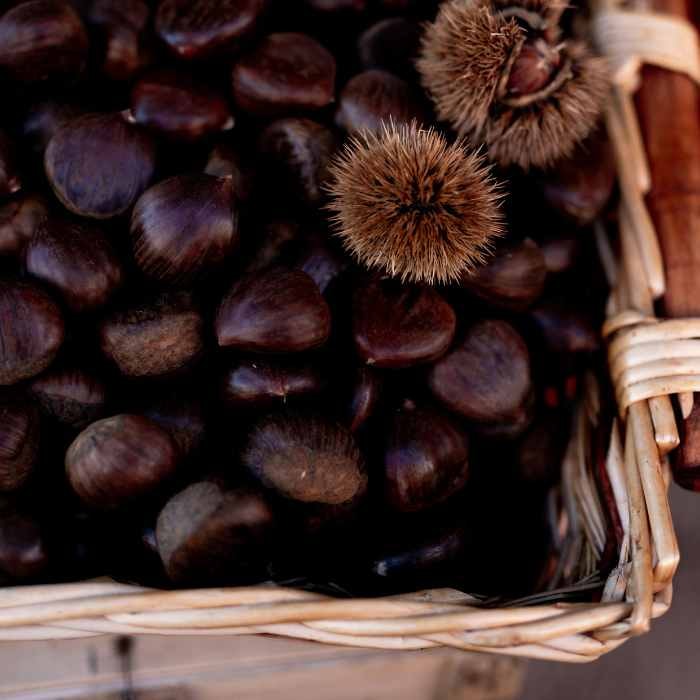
[326,121,503,285]
[418,0,610,170]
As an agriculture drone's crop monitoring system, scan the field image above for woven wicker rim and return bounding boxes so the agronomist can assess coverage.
[1,1,697,664]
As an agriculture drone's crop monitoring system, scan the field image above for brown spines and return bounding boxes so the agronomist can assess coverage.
[418,0,610,169]
[326,121,503,285]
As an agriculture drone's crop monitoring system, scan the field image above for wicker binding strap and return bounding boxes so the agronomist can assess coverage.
[0,4,696,664]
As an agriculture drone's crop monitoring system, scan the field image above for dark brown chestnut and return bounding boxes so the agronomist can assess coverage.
[21,100,84,155]
[0,0,88,83]
[0,195,47,257]
[304,0,366,10]
[293,232,347,294]
[243,412,367,506]
[130,71,233,141]
[243,220,299,275]
[345,366,381,432]
[259,118,337,207]
[131,174,239,283]
[99,292,204,377]
[0,130,21,198]
[25,217,123,312]
[204,142,254,202]
[517,412,569,484]
[335,69,427,134]
[232,33,336,116]
[357,18,421,78]
[353,277,456,368]
[156,0,266,60]
[44,112,157,219]
[540,234,580,275]
[29,366,107,428]
[66,414,179,509]
[0,508,48,579]
[216,267,331,353]
[87,0,150,81]
[222,357,324,407]
[459,239,547,311]
[142,396,206,459]
[0,280,64,385]
[156,481,274,584]
[428,320,532,425]
[530,303,599,354]
[385,402,468,513]
[506,40,561,97]
[538,132,616,226]
[0,397,40,492]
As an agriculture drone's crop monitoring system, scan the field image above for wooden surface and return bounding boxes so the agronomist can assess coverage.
[0,634,524,700]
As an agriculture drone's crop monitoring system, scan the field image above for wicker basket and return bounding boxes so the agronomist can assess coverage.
[0,1,697,664]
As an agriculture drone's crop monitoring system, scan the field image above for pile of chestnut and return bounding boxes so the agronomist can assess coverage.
[0,0,613,596]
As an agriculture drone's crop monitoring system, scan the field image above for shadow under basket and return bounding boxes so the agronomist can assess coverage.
[0,2,698,665]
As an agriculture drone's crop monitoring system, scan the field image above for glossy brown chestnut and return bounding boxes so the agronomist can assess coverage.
[29,367,107,428]
[0,195,47,257]
[335,69,427,134]
[0,398,40,492]
[428,320,532,425]
[506,40,561,97]
[45,112,157,219]
[459,239,547,311]
[215,267,331,353]
[204,142,254,202]
[88,0,150,81]
[21,100,84,155]
[232,33,336,116]
[130,71,233,141]
[243,220,299,275]
[0,131,21,198]
[0,0,88,83]
[304,0,366,10]
[142,397,206,458]
[156,0,266,60]
[385,403,469,513]
[66,414,179,509]
[259,118,337,207]
[99,292,204,377]
[293,232,347,294]
[345,366,381,432]
[530,304,599,354]
[156,481,275,584]
[353,277,456,368]
[0,508,48,579]
[0,280,64,385]
[131,174,239,283]
[539,234,580,275]
[538,133,616,226]
[222,357,324,407]
[243,412,367,506]
[25,217,123,312]
[357,18,421,78]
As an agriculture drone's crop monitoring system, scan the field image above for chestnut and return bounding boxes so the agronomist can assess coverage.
[131,174,239,283]
[99,292,204,377]
[530,303,599,354]
[428,320,532,426]
[243,412,367,506]
[293,232,348,294]
[25,217,123,312]
[345,366,381,432]
[204,142,254,202]
[65,414,179,509]
[459,239,547,311]
[385,402,469,513]
[130,71,233,141]
[0,397,40,492]
[357,18,421,78]
[259,118,337,207]
[517,412,569,484]
[540,234,580,275]
[156,0,266,60]
[29,366,107,428]
[0,280,64,385]
[0,508,48,579]
[21,100,84,155]
[0,131,21,198]
[353,277,455,368]
[232,33,336,116]
[304,0,366,10]
[142,396,206,459]
[0,195,47,257]
[0,0,88,83]
[243,220,299,275]
[215,267,331,353]
[156,481,275,584]
[44,112,157,219]
[335,69,427,134]
[223,357,324,408]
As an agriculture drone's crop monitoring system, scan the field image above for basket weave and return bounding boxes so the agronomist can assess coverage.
[1,1,697,664]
